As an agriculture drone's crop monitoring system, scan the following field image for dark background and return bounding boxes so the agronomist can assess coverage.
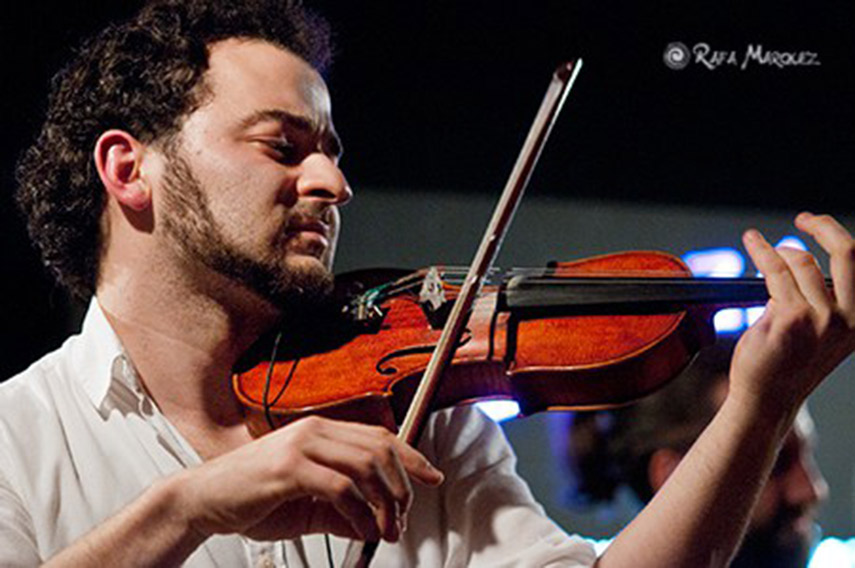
[2,2,853,378]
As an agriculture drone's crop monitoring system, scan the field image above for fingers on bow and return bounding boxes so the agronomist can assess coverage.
[285,417,443,542]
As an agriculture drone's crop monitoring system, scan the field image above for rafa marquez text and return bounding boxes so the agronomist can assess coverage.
[663,42,821,71]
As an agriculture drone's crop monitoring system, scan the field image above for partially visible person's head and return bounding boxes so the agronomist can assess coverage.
[16,0,333,300]
[565,335,828,567]
[732,407,827,568]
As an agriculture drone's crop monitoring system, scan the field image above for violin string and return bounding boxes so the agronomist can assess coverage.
[369,266,708,294]
[362,267,708,306]
[356,268,777,325]
[513,275,771,285]
[366,267,506,300]
[362,276,784,328]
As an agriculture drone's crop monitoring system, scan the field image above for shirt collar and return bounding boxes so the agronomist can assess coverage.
[72,298,143,408]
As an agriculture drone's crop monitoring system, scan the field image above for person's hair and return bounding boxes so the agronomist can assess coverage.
[15,0,332,299]
[563,335,738,506]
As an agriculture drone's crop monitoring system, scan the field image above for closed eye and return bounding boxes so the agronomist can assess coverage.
[262,138,299,164]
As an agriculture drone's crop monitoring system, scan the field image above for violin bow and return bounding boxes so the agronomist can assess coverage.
[341,59,583,568]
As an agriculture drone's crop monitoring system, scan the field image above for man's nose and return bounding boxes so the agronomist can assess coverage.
[296,152,353,206]
[785,456,829,508]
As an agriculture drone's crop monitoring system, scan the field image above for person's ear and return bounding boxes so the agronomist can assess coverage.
[647,448,684,492]
[93,130,151,211]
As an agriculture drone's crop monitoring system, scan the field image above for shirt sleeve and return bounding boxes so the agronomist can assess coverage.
[0,466,41,567]
[424,406,597,567]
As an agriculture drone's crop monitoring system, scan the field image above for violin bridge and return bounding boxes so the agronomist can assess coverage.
[419,267,451,329]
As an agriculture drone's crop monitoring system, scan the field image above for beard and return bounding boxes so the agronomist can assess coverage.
[158,149,334,316]
[730,512,819,568]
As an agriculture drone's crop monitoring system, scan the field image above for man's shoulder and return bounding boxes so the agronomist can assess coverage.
[0,337,81,429]
[0,333,101,498]
[0,301,115,427]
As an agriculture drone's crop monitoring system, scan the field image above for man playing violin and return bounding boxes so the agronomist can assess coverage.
[5,0,855,566]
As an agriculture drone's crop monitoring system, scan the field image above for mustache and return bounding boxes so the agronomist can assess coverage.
[285,204,337,230]
[773,502,818,529]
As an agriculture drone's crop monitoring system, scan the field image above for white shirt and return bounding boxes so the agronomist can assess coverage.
[0,301,595,567]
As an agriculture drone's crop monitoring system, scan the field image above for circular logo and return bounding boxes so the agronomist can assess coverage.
[663,42,691,70]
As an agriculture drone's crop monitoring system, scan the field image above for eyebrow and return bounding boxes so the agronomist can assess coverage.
[239,108,343,158]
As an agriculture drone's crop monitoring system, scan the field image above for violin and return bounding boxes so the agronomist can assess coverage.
[233,250,778,437]
[231,58,774,437]
[231,59,822,567]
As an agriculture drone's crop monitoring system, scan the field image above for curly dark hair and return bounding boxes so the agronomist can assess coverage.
[15,0,332,299]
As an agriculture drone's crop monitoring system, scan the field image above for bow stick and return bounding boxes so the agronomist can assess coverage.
[341,59,583,568]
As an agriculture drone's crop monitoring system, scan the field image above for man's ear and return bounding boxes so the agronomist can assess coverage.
[94,130,151,211]
[647,448,684,492]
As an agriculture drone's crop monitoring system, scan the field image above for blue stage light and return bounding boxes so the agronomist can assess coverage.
[682,247,745,278]
[476,400,521,422]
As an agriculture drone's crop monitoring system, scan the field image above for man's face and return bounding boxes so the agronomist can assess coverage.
[733,409,828,568]
[155,39,351,309]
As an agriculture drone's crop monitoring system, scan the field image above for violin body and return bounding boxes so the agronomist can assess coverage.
[233,251,718,436]
[508,252,715,413]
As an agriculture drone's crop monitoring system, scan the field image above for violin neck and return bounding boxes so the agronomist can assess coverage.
[503,276,833,316]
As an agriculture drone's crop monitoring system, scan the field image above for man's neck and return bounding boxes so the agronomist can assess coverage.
[97,269,281,458]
